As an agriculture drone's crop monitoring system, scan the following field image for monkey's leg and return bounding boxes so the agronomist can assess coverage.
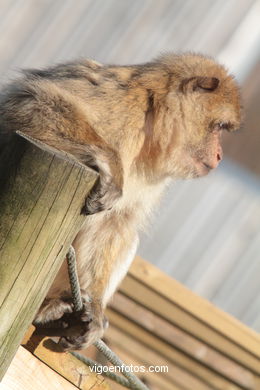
[55,234,139,351]
[34,218,137,350]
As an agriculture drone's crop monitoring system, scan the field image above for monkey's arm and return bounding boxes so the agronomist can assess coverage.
[0,78,123,214]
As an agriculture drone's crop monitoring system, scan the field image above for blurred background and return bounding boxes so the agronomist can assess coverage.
[0,0,259,331]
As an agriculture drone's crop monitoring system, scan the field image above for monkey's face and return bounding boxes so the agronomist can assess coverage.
[163,75,242,179]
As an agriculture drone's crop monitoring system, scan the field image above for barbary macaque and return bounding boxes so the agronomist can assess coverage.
[0,53,241,350]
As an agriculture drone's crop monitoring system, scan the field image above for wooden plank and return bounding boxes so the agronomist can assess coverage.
[106,341,178,390]
[0,133,97,379]
[129,257,260,359]
[120,274,260,374]
[24,333,111,390]
[106,326,211,390]
[0,346,78,390]
[107,309,255,390]
[111,293,255,389]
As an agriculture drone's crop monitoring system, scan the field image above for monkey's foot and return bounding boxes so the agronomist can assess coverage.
[58,315,107,351]
[33,294,107,350]
[33,292,92,332]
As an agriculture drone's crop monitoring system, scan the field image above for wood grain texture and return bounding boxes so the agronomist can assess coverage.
[104,257,260,390]
[24,336,110,390]
[107,309,244,390]
[0,346,78,390]
[111,293,254,389]
[17,257,260,390]
[106,326,210,390]
[126,257,260,370]
[21,327,111,390]
[0,133,97,379]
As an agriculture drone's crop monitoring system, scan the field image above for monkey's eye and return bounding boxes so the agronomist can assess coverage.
[216,121,231,131]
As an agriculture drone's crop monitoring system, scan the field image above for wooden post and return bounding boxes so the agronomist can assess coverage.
[0,133,97,379]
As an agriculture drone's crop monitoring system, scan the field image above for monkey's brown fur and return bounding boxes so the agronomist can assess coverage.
[0,53,241,350]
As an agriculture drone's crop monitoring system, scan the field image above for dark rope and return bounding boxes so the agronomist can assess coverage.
[66,245,150,390]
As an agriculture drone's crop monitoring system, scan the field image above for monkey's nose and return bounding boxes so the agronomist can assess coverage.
[217,150,223,161]
[209,148,223,169]
[210,153,222,169]
[217,145,223,160]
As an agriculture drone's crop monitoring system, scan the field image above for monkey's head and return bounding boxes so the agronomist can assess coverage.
[136,53,242,180]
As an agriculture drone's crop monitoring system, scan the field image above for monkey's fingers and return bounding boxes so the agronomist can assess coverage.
[34,315,91,337]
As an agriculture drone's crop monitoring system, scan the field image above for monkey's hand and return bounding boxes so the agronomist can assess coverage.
[33,293,106,350]
[82,173,122,215]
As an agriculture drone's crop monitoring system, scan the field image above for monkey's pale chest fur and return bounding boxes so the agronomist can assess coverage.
[49,175,167,305]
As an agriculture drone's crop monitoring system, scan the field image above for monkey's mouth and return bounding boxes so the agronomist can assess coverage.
[194,159,214,177]
[202,162,215,170]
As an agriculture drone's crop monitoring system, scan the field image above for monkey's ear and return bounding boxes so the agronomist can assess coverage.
[180,77,219,93]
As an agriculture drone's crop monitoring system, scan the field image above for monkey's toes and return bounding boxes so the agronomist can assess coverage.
[58,320,104,351]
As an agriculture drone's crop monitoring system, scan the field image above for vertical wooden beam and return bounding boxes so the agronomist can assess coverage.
[0,133,97,379]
